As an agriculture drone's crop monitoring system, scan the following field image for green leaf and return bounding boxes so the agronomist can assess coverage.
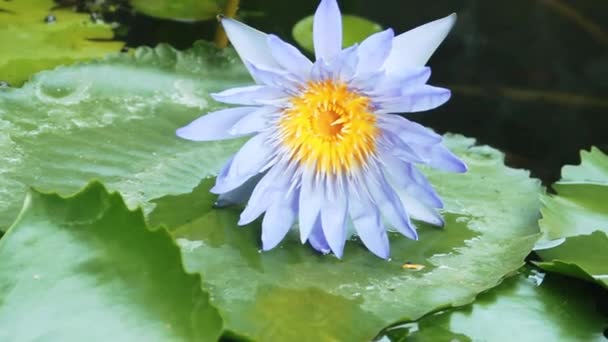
[0,0,123,86]
[383,267,607,342]
[292,14,382,53]
[0,41,251,231]
[0,182,222,341]
[562,147,608,183]
[150,135,543,341]
[537,147,608,288]
[129,0,225,22]
[536,232,608,288]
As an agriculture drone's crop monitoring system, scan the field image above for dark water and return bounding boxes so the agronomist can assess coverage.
[80,0,608,183]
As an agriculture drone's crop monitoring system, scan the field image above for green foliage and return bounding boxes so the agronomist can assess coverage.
[151,135,542,341]
[129,0,225,22]
[384,267,607,342]
[0,0,123,86]
[537,147,608,288]
[292,14,382,53]
[0,42,250,231]
[0,183,222,341]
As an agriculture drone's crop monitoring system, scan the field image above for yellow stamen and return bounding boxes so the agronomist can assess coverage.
[279,80,378,175]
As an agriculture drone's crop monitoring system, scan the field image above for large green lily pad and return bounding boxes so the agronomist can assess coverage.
[0,41,250,231]
[0,183,222,341]
[150,135,543,341]
[0,0,123,86]
[383,267,607,342]
[537,147,608,288]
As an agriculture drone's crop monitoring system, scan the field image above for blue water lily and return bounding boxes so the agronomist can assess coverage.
[177,0,467,259]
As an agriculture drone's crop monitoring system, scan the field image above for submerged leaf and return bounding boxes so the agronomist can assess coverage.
[293,14,382,53]
[0,183,222,341]
[129,0,225,22]
[0,0,123,85]
[383,267,607,342]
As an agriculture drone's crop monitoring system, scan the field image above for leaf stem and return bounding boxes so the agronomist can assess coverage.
[214,0,241,48]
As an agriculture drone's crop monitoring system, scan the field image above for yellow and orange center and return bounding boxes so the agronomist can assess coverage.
[279,80,378,175]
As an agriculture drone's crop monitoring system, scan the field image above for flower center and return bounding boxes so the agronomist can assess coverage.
[279,80,378,176]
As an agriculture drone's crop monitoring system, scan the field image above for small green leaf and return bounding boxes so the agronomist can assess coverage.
[0,182,222,341]
[383,267,607,342]
[292,14,382,53]
[151,135,543,341]
[537,147,608,287]
[0,0,123,86]
[0,42,251,231]
[129,0,225,22]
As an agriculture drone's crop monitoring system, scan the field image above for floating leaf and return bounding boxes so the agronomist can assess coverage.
[383,267,607,342]
[151,135,543,341]
[0,42,251,232]
[0,182,222,341]
[292,14,382,53]
[0,0,123,86]
[537,147,608,288]
[129,0,225,22]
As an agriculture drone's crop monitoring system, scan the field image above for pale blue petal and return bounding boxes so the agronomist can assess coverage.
[215,173,264,207]
[331,45,359,81]
[412,143,468,173]
[238,162,288,225]
[380,152,443,209]
[244,61,299,91]
[308,216,331,254]
[311,58,331,81]
[395,187,444,226]
[229,106,275,136]
[377,114,441,145]
[212,85,286,105]
[376,86,451,114]
[176,107,254,141]
[220,18,282,81]
[349,192,390,259]
[267,34,313,79]
[357,29,394,75]
[383,13,457,75]
[380,131,425,164]
[367,169,418,240]
[262,189,298,250]
[321,190,348,258]
[211,133,276,194]
[313,0,342,60]
[298,170,323,243]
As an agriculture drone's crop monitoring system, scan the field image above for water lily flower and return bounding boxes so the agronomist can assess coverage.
[177,0,467,259]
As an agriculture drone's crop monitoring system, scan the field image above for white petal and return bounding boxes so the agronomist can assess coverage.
[220,18,282,81]
[383,13,457,75]
[212,85,286,106]
[314,0,343,60]
[176,107,255,141]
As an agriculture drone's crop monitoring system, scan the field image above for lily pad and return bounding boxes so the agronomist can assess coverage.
[293,14,382,53]
[383,267,607,342]
[150,135,543,341]
[537,147,608,288]
[0,182,222,341]
[129,0,225,22]
[0,0,123,86]
[0,41,251,231]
